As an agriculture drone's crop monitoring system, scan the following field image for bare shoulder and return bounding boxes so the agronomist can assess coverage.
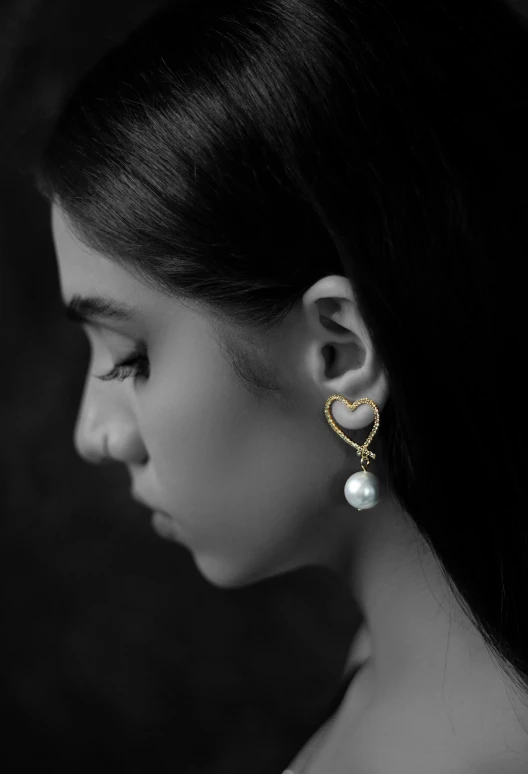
[340,698,528,774]
[305,671,528,774]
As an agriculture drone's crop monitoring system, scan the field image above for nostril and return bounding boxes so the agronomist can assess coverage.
[99,434,114,464]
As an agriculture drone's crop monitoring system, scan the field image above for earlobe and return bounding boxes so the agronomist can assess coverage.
[322,322,389,431]
[302,274,390,427]
[328,364,389,430]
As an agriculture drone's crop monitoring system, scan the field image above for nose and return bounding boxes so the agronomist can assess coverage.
[73,375,148,466]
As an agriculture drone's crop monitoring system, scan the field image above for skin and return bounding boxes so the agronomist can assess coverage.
[52,203,528,772]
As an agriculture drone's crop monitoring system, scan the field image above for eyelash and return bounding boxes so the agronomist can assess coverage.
[96,352,150,383]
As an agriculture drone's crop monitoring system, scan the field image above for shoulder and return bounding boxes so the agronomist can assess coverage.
[315,684,528,774]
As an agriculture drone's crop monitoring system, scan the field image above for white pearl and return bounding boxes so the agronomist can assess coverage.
[344,471,380,510]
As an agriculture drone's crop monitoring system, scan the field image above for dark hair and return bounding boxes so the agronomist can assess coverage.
[34,0,528,697]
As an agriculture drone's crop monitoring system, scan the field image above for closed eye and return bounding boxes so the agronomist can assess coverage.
[95,352,150,383]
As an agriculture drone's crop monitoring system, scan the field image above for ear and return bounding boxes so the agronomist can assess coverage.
[301,275,389,431]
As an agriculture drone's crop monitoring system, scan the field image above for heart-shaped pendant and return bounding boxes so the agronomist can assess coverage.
[324,395,380,461]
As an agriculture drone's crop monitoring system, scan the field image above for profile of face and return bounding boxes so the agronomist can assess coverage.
[52,203,390,589]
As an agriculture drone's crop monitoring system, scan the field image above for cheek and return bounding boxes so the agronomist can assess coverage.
[144,345,266,515]
[143,350,334,557]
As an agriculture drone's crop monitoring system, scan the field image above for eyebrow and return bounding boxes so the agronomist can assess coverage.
[64,294,137,325]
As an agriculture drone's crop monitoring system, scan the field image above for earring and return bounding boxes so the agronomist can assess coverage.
[324,395,381,510]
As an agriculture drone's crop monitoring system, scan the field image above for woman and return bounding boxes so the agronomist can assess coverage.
[33,0,528,771]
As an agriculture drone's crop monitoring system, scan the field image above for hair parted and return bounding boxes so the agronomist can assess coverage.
[33,0,528,698]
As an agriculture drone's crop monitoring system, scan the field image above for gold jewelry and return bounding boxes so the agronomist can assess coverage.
[324,395,381,510]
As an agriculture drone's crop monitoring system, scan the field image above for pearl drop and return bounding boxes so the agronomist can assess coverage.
[344,471,380,510]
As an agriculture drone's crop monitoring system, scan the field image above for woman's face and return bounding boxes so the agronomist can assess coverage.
[52,203,387,588]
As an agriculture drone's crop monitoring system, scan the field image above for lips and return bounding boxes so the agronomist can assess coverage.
[131,490,157,510]
[132,489,174,521]
[151,511,179,541]
[130,484,181,542]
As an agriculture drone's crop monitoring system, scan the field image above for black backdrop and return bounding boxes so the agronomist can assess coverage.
[0,2,360,771]
[4,1,528,771]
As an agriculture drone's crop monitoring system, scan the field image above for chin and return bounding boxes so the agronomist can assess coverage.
[193,548,310,590]
[192,551,279,590]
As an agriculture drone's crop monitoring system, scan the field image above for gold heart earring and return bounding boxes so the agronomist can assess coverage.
[324,395,381,510]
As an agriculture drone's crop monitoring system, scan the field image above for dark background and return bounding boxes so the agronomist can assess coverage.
[0,2,360,772]
[3,1,528,772]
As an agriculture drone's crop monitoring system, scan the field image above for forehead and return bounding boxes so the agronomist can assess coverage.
[51,204,147,306]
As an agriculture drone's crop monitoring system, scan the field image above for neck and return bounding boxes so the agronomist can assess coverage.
[332,492,528,761]
[341,495,466,688]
